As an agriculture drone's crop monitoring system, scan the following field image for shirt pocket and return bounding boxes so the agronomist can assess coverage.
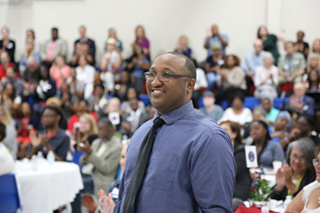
[145,154,179,191]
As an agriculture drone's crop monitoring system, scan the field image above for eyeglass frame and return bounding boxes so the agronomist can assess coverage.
[313,158,320,166]
[144,71,194,82]
[290,154,306,162]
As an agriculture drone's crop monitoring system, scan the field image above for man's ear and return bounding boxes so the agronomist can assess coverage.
[186,79,195,94]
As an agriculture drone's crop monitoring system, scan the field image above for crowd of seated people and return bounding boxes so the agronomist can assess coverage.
[1,22,320,212]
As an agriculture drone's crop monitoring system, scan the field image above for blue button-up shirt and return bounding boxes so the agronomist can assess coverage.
[205,34,229,56]
[242,50,266,75]
[115,101,236,212]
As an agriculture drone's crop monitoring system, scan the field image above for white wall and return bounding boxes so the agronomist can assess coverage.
[0,0,319,64]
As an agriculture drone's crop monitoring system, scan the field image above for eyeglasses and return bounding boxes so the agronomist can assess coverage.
[313,159,320,166]
[291,154,305,162]
[144,72,193,82]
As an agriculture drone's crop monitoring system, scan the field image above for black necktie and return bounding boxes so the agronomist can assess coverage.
[123,117,165,213]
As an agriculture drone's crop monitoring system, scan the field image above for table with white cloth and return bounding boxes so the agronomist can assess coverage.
[14,159,83,213]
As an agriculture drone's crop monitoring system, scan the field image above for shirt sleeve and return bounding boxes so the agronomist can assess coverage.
[189,129,236,212]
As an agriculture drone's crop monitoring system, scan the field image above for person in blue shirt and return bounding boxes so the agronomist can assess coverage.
[204,24,229,56]
[113,52,236,212]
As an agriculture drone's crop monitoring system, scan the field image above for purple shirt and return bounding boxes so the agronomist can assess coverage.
[115,101,236,212]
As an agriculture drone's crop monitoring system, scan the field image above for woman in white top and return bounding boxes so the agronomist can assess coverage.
[76,54,95,85]
[0,122,15,176]
[286,146,320,213]
[254,52,279,101]
[100,38,121,92]
[219,93,252,127]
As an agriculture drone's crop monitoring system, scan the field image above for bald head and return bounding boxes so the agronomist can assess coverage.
[254,39,263,54]
[294,82,306,98]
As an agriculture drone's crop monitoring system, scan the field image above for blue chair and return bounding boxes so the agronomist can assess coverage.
[139,94,151,106]
[273,97,285,110]
[116,166,122,180]
[243,97,261,111]
[220,100,228,110]
[198,96,204,108]
[72,150,84,169]
[0,173,21,213]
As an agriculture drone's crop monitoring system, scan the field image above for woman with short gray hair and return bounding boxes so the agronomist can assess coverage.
[269,138,316,200]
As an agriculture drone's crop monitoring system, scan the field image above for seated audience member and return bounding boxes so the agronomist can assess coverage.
[270,111,291,143]
[67,100,98,136]
[26,105,70,161]
[84,71,102,100]
[98,140,130,212]
[74,113,98,148]
[282,114,320,150]
[0,26,16,63]
[0,122,15,175]
[120,87,145,115]
[50,55,71,90]
[0,82,22,117]
[295,31,309,61]
[132,25,150,58]
[2,66,23,96]
[278,41,306,86]
[17,102,40,159]
[87,83,108,118]
[286,146,320,212]
[121,98,148,137]
[257,25,281,65]
[254,52,279,101]
[126,44,150,93]
[174,35,192,58]
[215,54,246,106]
[100,38,121,92]
[34,65,57,106]
[305,70,320,92]
[25,29,40,52]
[306,53,320,74]
[41,27,68,67]
[247,120,285,168]
[66,68,85,101]
[199,91,223,121]
[79,118,122,198]
[242,39,265,94]
[204,24,229,57]
[58,84,75,120]
[76,54,95,86]
[284,82,315,117]
[219,93,253,127]
[191,59,208,108]
[0,106,17,158]
[106,28,123,52]
[204,43,223,91]
[255,97,280,124]
[19,38,41,73]
[270,138,315,201]
[73,25,96,66]
[220,121,251,201]
[113,71,132,102]
[243,108,268,139]
[0,51,15,81]
[103,97,122,131]
[311,39,320,55]
[22,59,40,100]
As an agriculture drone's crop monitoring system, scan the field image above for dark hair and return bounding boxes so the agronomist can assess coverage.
[307,70,320,89]
[42,105,65,128]
[52,27,58,32]
[124,86,140,101]
[232,93,245,103]
[168,52,197,80]
[257,26,269,39]
[0,122,6,141]
[98,118,114,129]
[220,120,242,146]
[297,114,314,127]
[225,54,240,68]
[4,82,16,101]
[94,82,105,90]
[252,120,271,141]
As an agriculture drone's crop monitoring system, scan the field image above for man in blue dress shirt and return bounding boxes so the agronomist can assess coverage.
[115,53,236,212]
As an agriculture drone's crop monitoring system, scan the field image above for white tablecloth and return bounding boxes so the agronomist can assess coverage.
[15,160,83,213]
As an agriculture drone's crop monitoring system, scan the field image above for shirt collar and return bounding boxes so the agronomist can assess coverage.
[154,101,193,125]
